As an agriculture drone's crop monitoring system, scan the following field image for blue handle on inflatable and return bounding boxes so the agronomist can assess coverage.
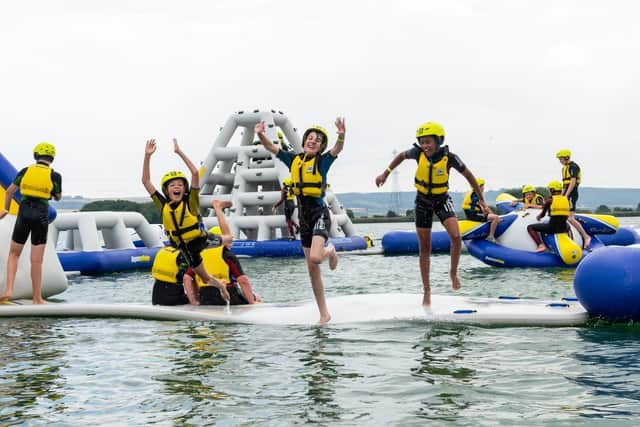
[453,309,478,314]
[498,295,520,300]
[547,303,570,308]
[561,297,578,302]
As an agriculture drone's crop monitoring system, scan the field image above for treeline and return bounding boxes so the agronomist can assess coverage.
[80,200,161,223]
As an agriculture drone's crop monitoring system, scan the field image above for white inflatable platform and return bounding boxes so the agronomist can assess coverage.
[0,293,588,326]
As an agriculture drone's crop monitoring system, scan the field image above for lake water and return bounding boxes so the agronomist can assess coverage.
[2,219,640,426]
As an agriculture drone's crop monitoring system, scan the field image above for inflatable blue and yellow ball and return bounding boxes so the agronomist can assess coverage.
[574,245,640,321]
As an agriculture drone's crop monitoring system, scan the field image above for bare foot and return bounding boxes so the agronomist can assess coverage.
[327,244,338,270]
[319,313,331,324]
[33,298,48,305]
[0,293,12,302]
[583,236,592,249]
[213,199,232,210]
[450,274,461,291]
[534,245,547,253]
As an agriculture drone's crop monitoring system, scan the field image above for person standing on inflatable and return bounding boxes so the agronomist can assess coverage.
[142,138,231,303]
[0,143,62,304]
[273,178,299,239]
[375,122,485,306]
[462,178,500,243]
[526,181,570,252]
[255,118,345,324]
[556,149,591,248]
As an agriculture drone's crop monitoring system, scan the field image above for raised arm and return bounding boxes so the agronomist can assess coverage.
[375,151,407,187]
[142,139,158,195]
[173,138,199,189]
[329,117,346,157]
[254,121,280,155]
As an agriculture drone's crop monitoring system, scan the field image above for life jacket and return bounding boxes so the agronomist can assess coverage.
[291,154,323,198]
[284,185,296,201]
[525,193,544,206]
[20,164,53,199]
[461,191,481,212]
[194,246,231,288]
[151,246,183,283]
[414,148,449,196]
[562,161,581,186]
[162,197,205,245]
[550,195,570,217]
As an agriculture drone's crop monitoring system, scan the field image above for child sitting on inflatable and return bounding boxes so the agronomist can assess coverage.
[511,184,544,209]
[184,200,262,306]
[526,181,570,253]
[462,178,500,243]
[142,138,231,302]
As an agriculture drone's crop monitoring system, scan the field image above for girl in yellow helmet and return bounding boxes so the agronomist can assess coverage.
[511,185,544,209]
[375,122,486,306]
[255,117,345,324]
[0,143,62,304]
[142,138,232,303]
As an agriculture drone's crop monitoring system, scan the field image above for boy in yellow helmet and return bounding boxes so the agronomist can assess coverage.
[273,178,298,239]
[255,117,345,324]
[556,149,591,248]
[376,122,485,306]
[511,185,544,209]
[0,143,62,304]
[142,138,232,302]
[462,178,500,242]
[526,181,570,252]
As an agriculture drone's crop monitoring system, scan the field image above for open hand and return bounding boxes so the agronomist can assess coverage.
[335,117,346,136]
[145,139,157,155]
[172,138,181,154]
[254,121,265,135]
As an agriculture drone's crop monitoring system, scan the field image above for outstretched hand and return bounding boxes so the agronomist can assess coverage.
[254,121,265,135]
[335,117,346,136]
[145,139,157,155]
[172,138,181,154]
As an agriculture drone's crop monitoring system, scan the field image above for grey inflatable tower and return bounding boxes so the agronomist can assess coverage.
[198,110,357,241]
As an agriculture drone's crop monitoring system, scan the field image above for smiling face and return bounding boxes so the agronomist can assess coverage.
[303,131,324,155]
[417,135,439,157]
[524,191,535,201]
[558,157,570,165]
[164,178,187,202]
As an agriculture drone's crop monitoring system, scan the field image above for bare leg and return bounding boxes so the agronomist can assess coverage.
[568,213,591,248]
[488,213,499,239]
[304,245,331,324]
[30,244,47,304]
[442,217,462,291]
[416,227,432,306]
[192,263,230,302]
[309,235,337,270]
[1,241,24,301]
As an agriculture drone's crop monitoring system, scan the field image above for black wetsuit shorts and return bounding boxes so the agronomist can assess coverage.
[152,280,189,306]
[527,216,568,235]
[284,200,296,220]
[199,285,248,305]
[464,210,488,223]
[567,188,579,212]
[12,199,49,245]
[177,235,208,268]
[415,193,456,229]
[298,201,331,248]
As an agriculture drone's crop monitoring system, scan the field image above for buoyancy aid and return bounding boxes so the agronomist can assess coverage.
[285,185,296,201]
[291,154,323,198]
[525,193,544,206]
[550,195,570,217]
[461,191,481,212]
[162,197,205,245]
[151,246,184,283]
[194,246,230,287]
[562,161,582,186]
[20,164,53,199]
[414,148,449,196]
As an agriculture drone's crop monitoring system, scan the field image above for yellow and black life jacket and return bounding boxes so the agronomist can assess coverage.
[291,154,323,198]
[525,193,544,206]
[285,185,295,201]
[151,246,183,283]
[550,195,570,217]
[194,246,230,288]
[20,164,53,199]
[461,191,481,212]
[162,198,204,245]
[414,152,449,195]
[562,162,582,186]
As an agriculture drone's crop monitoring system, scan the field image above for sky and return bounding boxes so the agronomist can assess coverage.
[1,0,639,198]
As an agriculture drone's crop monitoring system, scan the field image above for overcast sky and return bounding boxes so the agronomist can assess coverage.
[1,1,638,198]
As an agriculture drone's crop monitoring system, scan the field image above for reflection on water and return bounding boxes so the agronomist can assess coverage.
[0,319,68,425]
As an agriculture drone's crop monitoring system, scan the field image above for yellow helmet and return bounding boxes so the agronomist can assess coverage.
[161,170,188,189]
[556,149,571,159]
[33,142,56,158]
[208,226,222,234]
[522,184,536,193]
[548,180,563,192]
[476,178,485,186]
[282,178,292,186]
[303,125,330,153]
[416,122,445,140]
[277,131,284,139]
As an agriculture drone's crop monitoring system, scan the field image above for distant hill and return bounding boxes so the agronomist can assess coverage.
[335,188,640,216]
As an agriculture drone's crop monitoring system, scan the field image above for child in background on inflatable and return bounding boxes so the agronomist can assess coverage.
[0,143,61,304]
[184,200,262,305]
[375,122,485,306]
[526,181,570,253]
[511,184,544,209]
[273,178,298,239]
[255,117,345,324]
[142,138,231,303]
[556,149,591,248]
[462,178,500,243]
